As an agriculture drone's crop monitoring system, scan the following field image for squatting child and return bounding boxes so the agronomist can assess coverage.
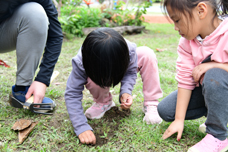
[157,0,228,151]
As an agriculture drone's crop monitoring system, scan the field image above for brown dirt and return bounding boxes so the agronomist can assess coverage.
[88,106,131,146]
[142,15,173,24]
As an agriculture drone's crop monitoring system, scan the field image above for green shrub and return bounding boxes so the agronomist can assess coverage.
[102,1,152,26]
[59,1,152,37]
[59,7,102,37]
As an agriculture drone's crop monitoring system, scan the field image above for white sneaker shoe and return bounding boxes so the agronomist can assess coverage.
[143,104,162,125]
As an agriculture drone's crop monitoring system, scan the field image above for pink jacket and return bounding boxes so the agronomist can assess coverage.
[176,17,228,90]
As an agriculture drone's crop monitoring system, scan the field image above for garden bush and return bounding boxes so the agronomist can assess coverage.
[58,1,152,37]
[59,7,102,37]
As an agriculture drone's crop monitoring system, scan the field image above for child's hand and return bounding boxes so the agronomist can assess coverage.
[192,62,216,83]
[78,130,96,145]
[120,93,133,110]
[162,119,184,141]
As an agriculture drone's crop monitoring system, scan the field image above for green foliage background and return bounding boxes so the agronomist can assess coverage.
[58,1,152,37]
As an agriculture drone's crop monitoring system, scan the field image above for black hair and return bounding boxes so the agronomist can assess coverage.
[220,0,228,15]
[162,0,228,26]
[82,27,130,88]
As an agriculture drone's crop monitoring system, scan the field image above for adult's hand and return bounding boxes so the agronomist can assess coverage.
[78,130,96,145]
[25,81,47,104]
[120,93,133,110]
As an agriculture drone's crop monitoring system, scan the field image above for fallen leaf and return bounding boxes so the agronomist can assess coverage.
[12,119,32,131]
[156,48,167,52]
[19,122,38,144]
[0,59,10,68]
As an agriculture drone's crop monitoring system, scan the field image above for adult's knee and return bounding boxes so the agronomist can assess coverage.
[17,2,49,35]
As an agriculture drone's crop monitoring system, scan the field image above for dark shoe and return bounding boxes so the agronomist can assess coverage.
[11,85,56,109]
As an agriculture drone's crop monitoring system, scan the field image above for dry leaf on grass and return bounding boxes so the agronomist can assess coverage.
[11,119,32,131]
[19,122,38,144]
[156,48,167,52]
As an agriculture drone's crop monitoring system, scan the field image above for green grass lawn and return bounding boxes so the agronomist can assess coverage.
[0,23,206,152]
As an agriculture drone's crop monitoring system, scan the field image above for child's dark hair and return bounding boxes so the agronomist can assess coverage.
[162,0,228,23]
[82,27,130,88]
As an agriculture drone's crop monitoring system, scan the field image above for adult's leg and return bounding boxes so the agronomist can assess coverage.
[0,2,49,86]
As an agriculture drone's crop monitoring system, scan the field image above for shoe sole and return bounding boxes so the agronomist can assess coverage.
[188,145,228,152]
[8,94,24,108]
[85,101,115,119]
[220,145,228,152]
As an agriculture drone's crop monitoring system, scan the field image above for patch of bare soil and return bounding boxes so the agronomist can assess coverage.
[142,15,173,24]
[88,106,131,146]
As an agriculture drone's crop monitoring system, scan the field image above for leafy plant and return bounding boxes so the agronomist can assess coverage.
[59,7,102,37]
[59,0,152,37]
[101,1,152,26]
[134,1,152,26]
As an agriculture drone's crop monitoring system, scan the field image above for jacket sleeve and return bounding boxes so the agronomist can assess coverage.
[64,54,93,136]
[176,38,197,90]
[34,0,63,86]
[119,39,138,100]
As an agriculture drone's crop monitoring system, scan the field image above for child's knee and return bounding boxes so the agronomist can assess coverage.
[157,103,174,122]
[203,68,228,94]
[137,46,156,58]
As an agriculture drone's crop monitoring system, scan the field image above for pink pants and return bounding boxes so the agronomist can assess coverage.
[85,46,163,105]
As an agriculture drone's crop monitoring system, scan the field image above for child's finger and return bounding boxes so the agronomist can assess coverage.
[90,133,96,145]
[177,130,182,141]
[162,129,173,140]
[125,96,133,104]
[120,104,129,109]
[124,102,132,106]
[121,99,126,104]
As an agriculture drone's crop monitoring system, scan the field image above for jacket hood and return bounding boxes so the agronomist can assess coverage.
[194,16,228,45]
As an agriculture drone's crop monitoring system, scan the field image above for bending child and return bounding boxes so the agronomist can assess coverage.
[65,27,162,145]
[157,0,228,151]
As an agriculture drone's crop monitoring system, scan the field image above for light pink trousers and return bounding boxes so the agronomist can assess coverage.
[85,46,163,106]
